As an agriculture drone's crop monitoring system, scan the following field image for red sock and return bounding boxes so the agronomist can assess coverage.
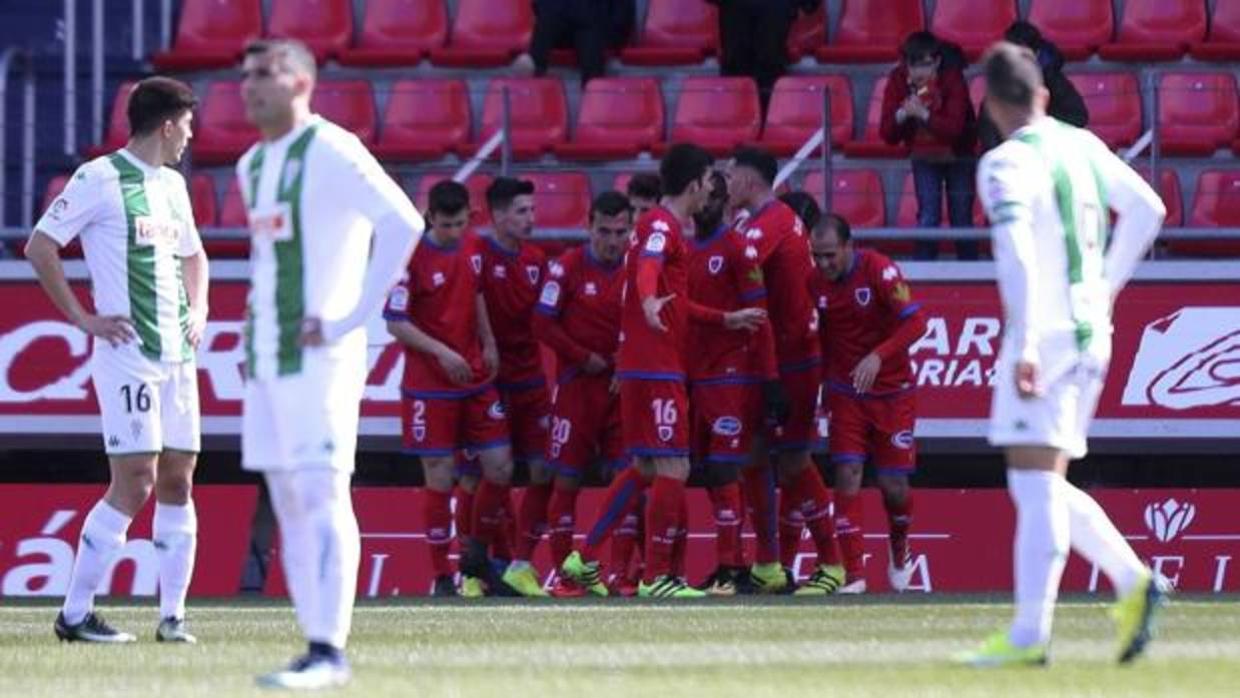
[778,487,804,570]
[515,482,553,562]
[884,490,914,565]
[547,486,578,568]
[709,483,744,568]
[611,512,640,581]
[424,489,454,577]
[471,478,509,546]
[670,490,690,577]
[453,485,474,539]
[834,490,865,580]
[789,465,841,567]
[643,476,686,583]
[493,493,516,559]
[582,467,648,560]
[741,464,779,565]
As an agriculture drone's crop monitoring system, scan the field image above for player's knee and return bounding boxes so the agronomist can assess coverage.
[877,474,910,504]
[834,463,864,494]
[481,455,514,484]
[554,472,581,491]
[707,463,740,488]
[421,457,456,492]
[107,465,156,514]
[527,460,554,485]
[154,474,193,505]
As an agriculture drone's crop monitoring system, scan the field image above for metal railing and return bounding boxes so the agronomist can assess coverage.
[0,48,37,230]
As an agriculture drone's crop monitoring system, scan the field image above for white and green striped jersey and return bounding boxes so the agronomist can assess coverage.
[236,115,417,380]
[978,117,1164,375]
[33,149,204,363]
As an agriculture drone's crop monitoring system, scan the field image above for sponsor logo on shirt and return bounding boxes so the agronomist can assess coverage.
[526,265,541,285]
[855,287,872,307]
[432,272,446,288]
[891,430,914,449]
[548,261,565,278]
[882,266,900,282]
[708,256,724,275]
[584,282,597,296]
[134,216,183,246]
[712,416,742,437]
[493,265,507,279]
[248,203,292,242]
[487,401,506,421]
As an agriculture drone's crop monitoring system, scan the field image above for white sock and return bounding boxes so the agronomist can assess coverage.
[1007,469,1069,648]
[153,501,198,620]
[266,472,321,643]
[62,500,132,625]
[1062,482,1146,596]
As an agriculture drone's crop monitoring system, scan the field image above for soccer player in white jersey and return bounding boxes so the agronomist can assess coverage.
[236,40,423,690]
[25,77,207,645]
[956,43,1166,668]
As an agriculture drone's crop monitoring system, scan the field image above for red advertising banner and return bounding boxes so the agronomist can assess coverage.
[2,279,1237,438]
[263,487,1240,597]
[0,484,257,597]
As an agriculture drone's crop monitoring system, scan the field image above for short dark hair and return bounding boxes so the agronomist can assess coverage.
[244,39,317,79]
[625,173,662,201]
[779,191,821,232]
[1004,21,1044,50]
[983,41,1044,109]
[127,77,198,137]
[427,180,470,217]
[732,146,778,187]
[659,143,714,197]
[485,176,536,213]
[818,212,852,243]
[901,31,941,64]
[590,191,632,221]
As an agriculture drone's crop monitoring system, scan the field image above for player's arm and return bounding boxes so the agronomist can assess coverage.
[476,292,499,380]
[176,183,210,348]
[386,318,474,385]
[531,274,598,370]
[1088,136,1166,302]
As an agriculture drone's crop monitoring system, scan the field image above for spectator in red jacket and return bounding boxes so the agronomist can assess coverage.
[880,31,979,260]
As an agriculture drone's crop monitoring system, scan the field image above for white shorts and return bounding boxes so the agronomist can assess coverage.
[988,356,1107,461]
[91,342,200,455]
[242,350,367,473]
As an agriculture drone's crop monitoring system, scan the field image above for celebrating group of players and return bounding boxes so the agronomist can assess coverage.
[385,143,929,600]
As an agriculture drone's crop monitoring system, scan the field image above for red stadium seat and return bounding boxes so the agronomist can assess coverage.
[842,76,909,158]
[414,172,494,227]
[193,81,262,165]
[661,77,760,156]
[1157,72,1240,156]
[337,0,448,66]
[525,172,592,229]
[151,0,262,71]
[815,0,923,64]
[83,81,135,158]
[1174,169,1240,257]
[786,4,827,62]
[554,78,664,160]
[1067,72,1143,149]
[429,0,533,67]
[621,0,717,66]
[477,78,568,159]
[1098,0,1206,61]
[310,80,376,147]
[1027,0,1113,60]
[760,75,854,156]
[218,176,248,228]
[267,0,353,63]
[801,169,885,228]
[931,0,1017,62]
[1190,1,1240,61]
[374,79,469,162]
[189,174,218,228]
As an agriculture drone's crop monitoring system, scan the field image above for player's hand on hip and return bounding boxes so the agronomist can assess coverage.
[79,314,136,347]
[1015,360,1041,399]
[582,352,609,374]
[724,307,767,332]
[642,294,675,332]
[437,348,475,385]
[850,352,882,393]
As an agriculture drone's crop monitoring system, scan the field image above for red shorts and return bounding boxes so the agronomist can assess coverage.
[690,380,761,465]
[499,381,550,462]
[771,361,822,452]
[827,389,917,475]
[620,378,689,458]
[547,374,624,476]
[401,386,510,457]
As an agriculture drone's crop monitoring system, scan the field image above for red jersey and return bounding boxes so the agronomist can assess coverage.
[477,236,547,390]
[384,232,487,395]
[736,198,821,371]
[616,205,688,379]
[686,225,777,382]
[810,249,925,397]
[532,245,623,381]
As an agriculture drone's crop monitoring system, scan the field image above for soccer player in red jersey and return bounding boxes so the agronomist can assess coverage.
[809,213,928,593]
[530,191,632,597]
[726,147,843,595]
[474,177,554,598]
[384,180,512,597]
[625,173,662,219]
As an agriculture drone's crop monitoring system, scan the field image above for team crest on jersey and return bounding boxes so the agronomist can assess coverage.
[487,401,507,421]
[891,430,914,450]
[708,256,724,274]
[855,287,872,306]
[412,425,426,442]
[584,282,598,296]
[493,265,507,279]
[657,425,674,442]
[470,255,483,274]
[432,272,446,287]
[526,265,541,284]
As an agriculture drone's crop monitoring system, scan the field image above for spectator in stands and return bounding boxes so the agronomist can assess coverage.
[977,21,1089,152]
[708,0,822,111]
[625,173,662,218]
[514,0,636,84]
[879,31,978,260]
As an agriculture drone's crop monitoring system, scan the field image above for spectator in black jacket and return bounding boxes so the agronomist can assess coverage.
[707,0,822,111]
[515,0,636,84]
[978,21,1089,152]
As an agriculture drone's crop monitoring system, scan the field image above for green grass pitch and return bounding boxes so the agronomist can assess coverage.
[2,596,1238,697]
